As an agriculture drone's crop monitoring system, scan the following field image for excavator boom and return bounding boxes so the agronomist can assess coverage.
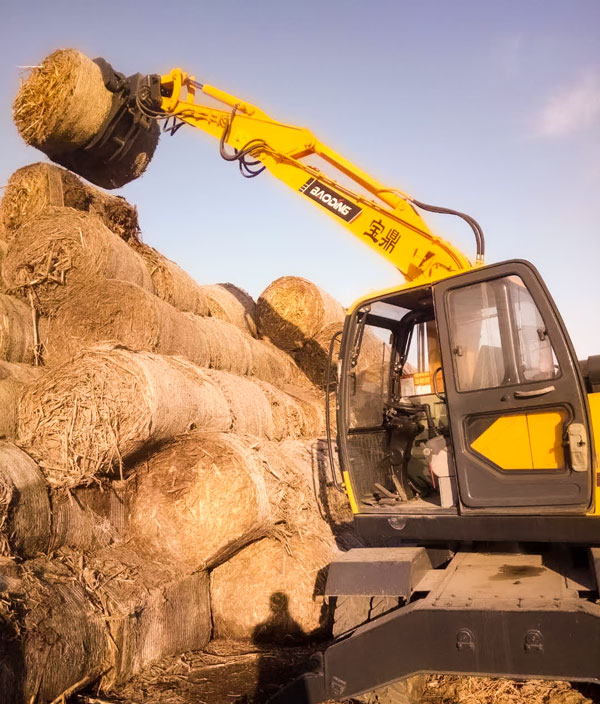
[157,69,476,283]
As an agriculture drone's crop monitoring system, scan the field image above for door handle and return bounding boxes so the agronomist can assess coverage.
[513,385,555,399]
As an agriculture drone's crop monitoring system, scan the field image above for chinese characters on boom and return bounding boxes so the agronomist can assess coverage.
[364,219,401,253]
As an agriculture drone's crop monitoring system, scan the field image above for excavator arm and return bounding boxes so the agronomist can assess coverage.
[136,68,480,283]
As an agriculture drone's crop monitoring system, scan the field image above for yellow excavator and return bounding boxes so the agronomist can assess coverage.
[44,60,600,703]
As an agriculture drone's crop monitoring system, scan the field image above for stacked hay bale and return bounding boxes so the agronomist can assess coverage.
[0,157,349,701]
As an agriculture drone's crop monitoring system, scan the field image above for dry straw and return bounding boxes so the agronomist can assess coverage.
[42,278,303,388]
[0,162,141,242]
[13,49,113,155]
[257,276,345,351]
[0,360,41,439]
[0,442,50,558]
[211,534,339,642]
[49,482,130,553]
[422,675,593,704]
[0,294,36,364]
[13,49,159,189]
[18,346,324,487]
[2,207,152,314]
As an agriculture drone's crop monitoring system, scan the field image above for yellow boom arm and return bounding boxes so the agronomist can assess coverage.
[159,69,476,283]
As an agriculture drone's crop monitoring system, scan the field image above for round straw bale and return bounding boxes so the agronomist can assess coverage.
[253,380,326,440]
[0,294,36,364]
[211,535,339,642]
[0,162,141,241]
[0,361,41,439]
[248,437,350,538]
[130,433,272,572]
[257,276,345,351]
[131,241,207,314]
[13,50,159,189]
[18,346,318,486]
[13,49,113,155]
[2,207,152,313]
[0,557,108,703]
[0,442,50,558]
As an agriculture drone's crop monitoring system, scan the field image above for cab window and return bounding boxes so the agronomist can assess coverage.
[447,275,559,392]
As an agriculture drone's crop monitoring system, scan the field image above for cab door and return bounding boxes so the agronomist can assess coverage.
[433,260,592,512]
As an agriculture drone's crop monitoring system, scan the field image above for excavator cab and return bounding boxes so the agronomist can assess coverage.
[336,259,594,520]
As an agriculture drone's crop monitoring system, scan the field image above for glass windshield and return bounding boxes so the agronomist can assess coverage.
[447,275,559,392]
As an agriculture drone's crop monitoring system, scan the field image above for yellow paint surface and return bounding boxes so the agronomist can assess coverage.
[589,393,600,515]
[471,412,564,471]
[528,412,564,469]
[343,470,360,514]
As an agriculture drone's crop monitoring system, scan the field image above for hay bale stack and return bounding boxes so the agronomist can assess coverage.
[211,535,338,642]
[17,346,324,487]
[0,294,36,364]
[0,443,50,558]
[0,361,41,439]
[0,162,140,241]
[0,557,108,704]
[2,207,152,313]
[42,279,303,387]
[13,49,159,189]
[257,276,345,351]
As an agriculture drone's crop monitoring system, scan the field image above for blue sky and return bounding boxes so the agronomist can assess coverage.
[2,0,599,358]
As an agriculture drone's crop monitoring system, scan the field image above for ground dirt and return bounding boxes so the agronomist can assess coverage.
[72,641,600,704]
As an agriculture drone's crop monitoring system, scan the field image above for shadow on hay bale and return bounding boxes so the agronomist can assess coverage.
[13,49,159,189]
[210,534,339,643]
